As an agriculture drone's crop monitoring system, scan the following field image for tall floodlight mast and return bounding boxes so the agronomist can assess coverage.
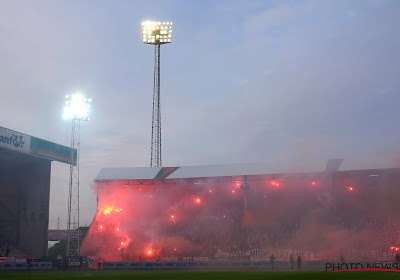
[141,20,173,167]
[63,93,91,256]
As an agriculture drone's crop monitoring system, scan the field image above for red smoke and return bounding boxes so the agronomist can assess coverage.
[80,175,400,262]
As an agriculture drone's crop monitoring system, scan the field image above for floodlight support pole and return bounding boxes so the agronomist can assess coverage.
[67,118,80,256]
[150,44,162,167]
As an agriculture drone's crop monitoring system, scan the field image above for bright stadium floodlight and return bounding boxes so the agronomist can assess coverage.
[141,20,174,167]
[63,92,92,257]
[141,21,173,45]
[63,93,92,121]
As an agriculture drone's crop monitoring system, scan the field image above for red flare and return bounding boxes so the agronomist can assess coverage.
[103,206,114,215]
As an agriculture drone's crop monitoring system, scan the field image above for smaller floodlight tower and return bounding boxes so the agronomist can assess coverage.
[141,20,173,167]
[63,93,91,256]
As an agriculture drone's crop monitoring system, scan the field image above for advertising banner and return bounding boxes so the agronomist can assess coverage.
[0,126,77,166]
[0,127,30,154]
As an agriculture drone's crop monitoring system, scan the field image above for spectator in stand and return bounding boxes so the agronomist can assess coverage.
[297,255,302,271]
[26,258,31,271]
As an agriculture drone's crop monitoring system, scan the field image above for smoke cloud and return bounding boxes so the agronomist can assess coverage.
[81,173,400,262]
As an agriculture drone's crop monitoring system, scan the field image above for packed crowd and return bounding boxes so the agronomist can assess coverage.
[82,179,400,261]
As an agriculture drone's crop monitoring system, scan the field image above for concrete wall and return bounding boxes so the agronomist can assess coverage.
[0,170,19,246]
[18,159,51,256]
[0,158,51,257]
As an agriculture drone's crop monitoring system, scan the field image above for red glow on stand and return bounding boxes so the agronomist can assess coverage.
[195,198,201,204]
[271,181,279,187]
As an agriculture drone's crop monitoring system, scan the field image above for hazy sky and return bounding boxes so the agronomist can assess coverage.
[0,0,399,228]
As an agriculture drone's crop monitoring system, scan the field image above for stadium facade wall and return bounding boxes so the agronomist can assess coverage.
[0,158,51,256]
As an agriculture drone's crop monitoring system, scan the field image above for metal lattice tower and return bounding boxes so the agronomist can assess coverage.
[141,21,173,167]
[151,44,161,167]
[63,93,91,256]
[66,118,80,256]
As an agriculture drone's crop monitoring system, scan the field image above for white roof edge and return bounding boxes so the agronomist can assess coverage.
[94,158,400,182]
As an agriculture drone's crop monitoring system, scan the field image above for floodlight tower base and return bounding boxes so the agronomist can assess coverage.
[66,118,80,256]
[150,44,162,167]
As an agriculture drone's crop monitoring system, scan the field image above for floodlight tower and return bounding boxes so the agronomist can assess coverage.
[141,20,173,167]
[63,93,91,256]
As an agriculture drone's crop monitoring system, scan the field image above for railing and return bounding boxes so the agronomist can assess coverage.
[103,261,326,270]
[0,262,53,270]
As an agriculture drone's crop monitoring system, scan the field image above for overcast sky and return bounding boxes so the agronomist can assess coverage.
[0,0,399,228]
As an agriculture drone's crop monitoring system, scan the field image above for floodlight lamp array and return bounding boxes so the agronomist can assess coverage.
[141,21,173,45]
[63,93,92,121]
